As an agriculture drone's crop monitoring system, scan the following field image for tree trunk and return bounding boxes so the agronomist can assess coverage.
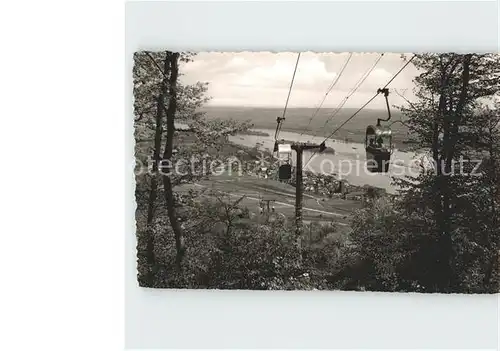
[161,52,186,268]
[144,93,165,261]
[141,54,171,286]
[439,54,472,290]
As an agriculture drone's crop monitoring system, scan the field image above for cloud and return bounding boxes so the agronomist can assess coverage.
[225,56,249,69]
[232,55,336,90]
[180,52,418,108]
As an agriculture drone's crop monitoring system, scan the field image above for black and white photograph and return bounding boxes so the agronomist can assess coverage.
[133,51,499,293]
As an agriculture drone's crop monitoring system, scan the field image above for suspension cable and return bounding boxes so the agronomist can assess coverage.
[317,53,385,134]
[302,54,416,170]
[300,53,353,136]
[275,52,301,140]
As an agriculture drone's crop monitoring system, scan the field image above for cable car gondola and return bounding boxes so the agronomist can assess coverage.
[365,88,393,173]
[365,125,392,172]
[274,140,292,180]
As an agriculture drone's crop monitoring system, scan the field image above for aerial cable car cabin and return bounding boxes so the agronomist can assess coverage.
[274,141,293,180]
[365,125,392,172]
[365,88,393,173]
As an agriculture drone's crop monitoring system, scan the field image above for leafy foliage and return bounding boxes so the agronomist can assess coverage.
[141,191,339,290]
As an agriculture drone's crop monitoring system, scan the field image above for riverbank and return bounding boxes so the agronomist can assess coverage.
[202,105,414,150]
[229,128,423,194]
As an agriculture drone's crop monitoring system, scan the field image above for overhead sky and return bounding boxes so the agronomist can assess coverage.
[180,52,420,110]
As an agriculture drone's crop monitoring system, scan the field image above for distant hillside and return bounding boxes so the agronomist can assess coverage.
[200,105,411,148]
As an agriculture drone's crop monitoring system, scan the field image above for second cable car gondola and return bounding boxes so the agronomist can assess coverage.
[365,88,393,173]
[365,125,392,172]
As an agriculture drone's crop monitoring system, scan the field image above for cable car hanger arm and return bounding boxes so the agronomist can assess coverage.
[274,116,285,140]
[376,88,391,126]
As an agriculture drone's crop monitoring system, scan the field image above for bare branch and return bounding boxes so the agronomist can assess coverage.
[135,113,145,122]
[144,51,168,79]
[394,88,418,112]
[231,195,246,208]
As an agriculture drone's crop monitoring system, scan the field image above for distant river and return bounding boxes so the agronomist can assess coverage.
[229,128,427,194]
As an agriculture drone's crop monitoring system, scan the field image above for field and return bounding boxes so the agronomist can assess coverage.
[176,173,361,227]
[201,106,412,149]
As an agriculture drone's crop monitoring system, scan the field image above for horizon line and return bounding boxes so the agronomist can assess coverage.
[202,105,386,110]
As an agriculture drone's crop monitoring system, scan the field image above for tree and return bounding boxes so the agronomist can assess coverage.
[161,51,186,268]
[133,51,253,284]
[394,53,500,292]
[133,51,171,285]
[458,105,500,291]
